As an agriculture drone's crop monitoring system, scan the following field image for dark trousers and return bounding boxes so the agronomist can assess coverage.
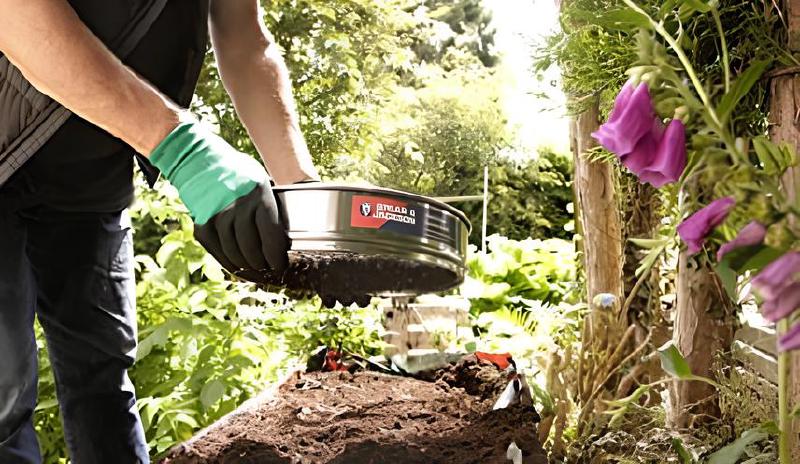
[0,200,149,463]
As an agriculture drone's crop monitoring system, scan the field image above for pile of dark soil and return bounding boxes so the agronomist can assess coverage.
[162,362,548,464]
[251,251,460,306]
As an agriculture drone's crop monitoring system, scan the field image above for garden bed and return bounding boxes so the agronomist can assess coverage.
[161,359,548,464]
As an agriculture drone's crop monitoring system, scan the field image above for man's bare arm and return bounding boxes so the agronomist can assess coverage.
[0,0,179,156]
[209,0,319,185]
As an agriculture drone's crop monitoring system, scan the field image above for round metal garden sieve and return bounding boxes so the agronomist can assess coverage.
[247,183,471,305]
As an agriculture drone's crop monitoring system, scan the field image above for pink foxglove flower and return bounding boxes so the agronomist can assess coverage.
[752,251,800,324]
[592,81,660,157]
[638,120,687,188]
[676,197,736,254]
[779,322,800,352]
[592,80,687,188]
[717,221,767,261]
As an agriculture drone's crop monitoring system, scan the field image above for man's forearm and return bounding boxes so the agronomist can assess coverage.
[210,2,318,185]
[0,0,179,156]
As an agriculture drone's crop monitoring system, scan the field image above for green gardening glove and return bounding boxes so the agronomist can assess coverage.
[149,121,289,276]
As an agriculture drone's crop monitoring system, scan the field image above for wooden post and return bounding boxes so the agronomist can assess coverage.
[668,253,735,427]
[569,98,625,422]
[769,2,800,453]
[570,99,624,313]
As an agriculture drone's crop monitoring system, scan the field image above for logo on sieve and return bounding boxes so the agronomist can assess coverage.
[360,202,372,217]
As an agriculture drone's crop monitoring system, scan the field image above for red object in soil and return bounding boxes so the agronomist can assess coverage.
[474,351,515,371]
[162,359,547,463]
[323,349,348,372]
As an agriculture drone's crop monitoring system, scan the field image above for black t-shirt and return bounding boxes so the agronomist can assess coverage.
[18,0,208,212]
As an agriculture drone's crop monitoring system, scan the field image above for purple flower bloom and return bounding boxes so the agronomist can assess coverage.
[592,81,659,156]
[778,321,800,352]
[752,252,800,325]
[638,120,687,188]
[752,252,800,300]
[761,283,800,322]
[619,123,661,177]
[592,80,687,188]
[677,197,736,255]
[717,221,767,261]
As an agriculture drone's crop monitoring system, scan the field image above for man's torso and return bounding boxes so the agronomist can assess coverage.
[4,0,209,212]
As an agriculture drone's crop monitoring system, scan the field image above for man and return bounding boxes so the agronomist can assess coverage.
[0,0,318,462]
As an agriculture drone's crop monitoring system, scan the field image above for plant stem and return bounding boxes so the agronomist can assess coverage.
[621,0,722,129]
[622,0,743,163]
[779,318,791,464]
[711,7,730,94]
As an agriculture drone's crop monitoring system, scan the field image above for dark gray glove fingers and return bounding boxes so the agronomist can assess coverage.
[255,204,289,274]
[194,221,239,275]
[234,199,269,271]
[215,210,250,271]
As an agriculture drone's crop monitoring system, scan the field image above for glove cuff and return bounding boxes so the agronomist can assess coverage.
[149,121,267,225]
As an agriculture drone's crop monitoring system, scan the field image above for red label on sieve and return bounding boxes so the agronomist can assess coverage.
[350,195,424,236]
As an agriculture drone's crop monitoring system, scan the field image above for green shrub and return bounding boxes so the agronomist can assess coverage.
[463,234,579,312]
[460,150,574,244]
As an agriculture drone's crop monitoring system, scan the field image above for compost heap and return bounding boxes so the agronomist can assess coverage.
[162,354,548,464]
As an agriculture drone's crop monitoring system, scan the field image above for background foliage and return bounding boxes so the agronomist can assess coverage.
[31,0,577,461]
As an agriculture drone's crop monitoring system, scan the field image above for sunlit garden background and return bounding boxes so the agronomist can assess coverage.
[32,0,800,462]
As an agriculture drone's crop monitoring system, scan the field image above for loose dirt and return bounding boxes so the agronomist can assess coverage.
[162,361,548,464]
[245,251,460,306]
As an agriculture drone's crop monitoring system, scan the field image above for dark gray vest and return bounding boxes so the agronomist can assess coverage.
[0,0,171,186]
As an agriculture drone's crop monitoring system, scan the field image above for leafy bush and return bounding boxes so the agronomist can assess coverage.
[463,235,579,312]
[460,149,574,243]
[367,87,508,197]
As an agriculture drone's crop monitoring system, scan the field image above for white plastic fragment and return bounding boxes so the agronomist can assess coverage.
[494,377,521,410]
[493,374,533,410]
[506,441,523,464]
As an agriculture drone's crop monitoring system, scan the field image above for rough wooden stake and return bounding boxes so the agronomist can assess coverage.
[768,16,800,454]
[570,100,624,314]
[668,253,734,428]
[569,97,625,429]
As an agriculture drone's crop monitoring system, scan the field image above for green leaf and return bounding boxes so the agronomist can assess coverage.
[659,342,693,379]
[659,0,681,17]
[719,244,783,276]
[173,412,199,429]
[714,260,738,301]
[188,289,208,308]
[202,254,225,282]
[753,137,780,174]
[35,398,59,412]
[139,398,162,432]
[717,60,771,123]
[636,245,665,277]
[604,384,652,428]
[741,246,784,273]
[314,5,337,21]
[528,381,555,416]
[595,8,653,31]
[156,240,182,268]
[760,420,780,434]
[671,437,695,464]
[629,238,665,249]
[707,428,768,464]
[681,0,712,13]
[200,379,226,409]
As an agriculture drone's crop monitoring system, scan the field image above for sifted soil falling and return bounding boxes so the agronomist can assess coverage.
[242,251,460,306]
